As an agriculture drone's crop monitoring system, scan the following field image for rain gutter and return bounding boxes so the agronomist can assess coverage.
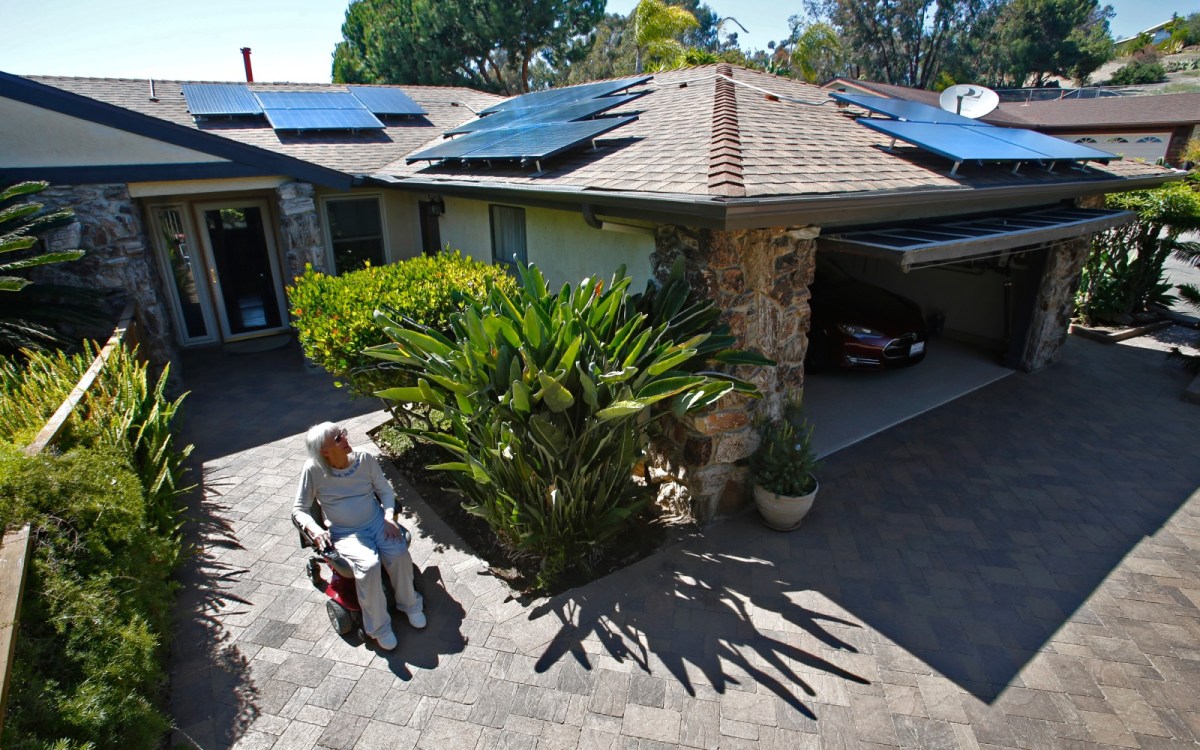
[366,169,1181,233]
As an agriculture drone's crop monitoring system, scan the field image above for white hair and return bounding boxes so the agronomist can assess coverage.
[305,422,342,471]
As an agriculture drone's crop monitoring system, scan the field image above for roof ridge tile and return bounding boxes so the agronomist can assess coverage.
[709,63,745,197]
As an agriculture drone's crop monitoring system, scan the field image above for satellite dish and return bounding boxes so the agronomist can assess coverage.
[939,84,1000,118]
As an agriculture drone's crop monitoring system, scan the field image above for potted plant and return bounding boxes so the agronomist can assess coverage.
[749,400,820,530]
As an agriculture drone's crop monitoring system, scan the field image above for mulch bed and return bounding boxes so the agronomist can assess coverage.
[375,425,694,597]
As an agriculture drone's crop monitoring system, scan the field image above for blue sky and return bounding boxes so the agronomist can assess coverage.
[0,0,1195,83]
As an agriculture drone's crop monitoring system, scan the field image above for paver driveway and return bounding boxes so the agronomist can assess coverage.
[169,332,1200,750]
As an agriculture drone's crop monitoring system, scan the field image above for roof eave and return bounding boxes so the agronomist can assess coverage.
[1,72,355,190]
[373,168,1182,232]
[721,170,1185,230]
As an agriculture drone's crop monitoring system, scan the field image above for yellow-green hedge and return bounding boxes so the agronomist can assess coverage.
[288,251,515,396]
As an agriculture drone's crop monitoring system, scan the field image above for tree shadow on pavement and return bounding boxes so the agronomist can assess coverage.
[523,337,1200,709]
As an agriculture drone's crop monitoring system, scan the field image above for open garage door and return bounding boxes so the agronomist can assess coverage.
[804,205,1134,458]
[819,206,1133,271]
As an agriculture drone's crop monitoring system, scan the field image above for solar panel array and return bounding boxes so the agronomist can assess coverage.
[829,91,1113,171]
[180,84,262,116]
[181,84,426,131]
[409,76,648,166]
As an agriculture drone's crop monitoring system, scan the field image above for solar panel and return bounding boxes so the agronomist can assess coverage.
[446,94,641,135]
[182,83,262,116]
[976,127,1114,161]
[349,86,427,115]
[829,92,982,126]
[464,117,636,160]
[479,76,652,115]
[254,91,370,110]
[408,116,636,163]
[406,128,525,161]
[860,119,1048,162]
[262,108,385,131]
[862,119,1113,165]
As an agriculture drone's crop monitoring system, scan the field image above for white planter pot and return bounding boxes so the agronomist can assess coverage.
[753,479,818,531]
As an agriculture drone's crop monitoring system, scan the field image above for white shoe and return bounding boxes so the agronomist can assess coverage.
[375,630,398,651]
[406,610,427,629]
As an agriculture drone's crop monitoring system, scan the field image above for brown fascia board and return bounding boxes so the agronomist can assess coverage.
[368,169,1183,232]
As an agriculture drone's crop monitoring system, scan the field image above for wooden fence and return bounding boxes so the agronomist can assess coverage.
[0,301,141,733]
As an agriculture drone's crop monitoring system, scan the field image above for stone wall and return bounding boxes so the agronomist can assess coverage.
[1019,194,1107,371]
[648,224,818,522]
[274,181,327,279]
[35,183,178,369]
[1020,236,1090,371]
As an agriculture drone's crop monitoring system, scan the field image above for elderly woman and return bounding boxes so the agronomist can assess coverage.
[292,422,425,652]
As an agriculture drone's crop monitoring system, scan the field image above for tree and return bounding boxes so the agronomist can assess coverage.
[784,18,851,83]
[331,0,605,94]
[0,181,91,355]
[803,0,989,89]
[988,0,1115,86]
[555,13,638,85]
[632,0,700,73]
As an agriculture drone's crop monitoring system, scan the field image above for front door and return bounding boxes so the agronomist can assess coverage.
[193,200,289,341]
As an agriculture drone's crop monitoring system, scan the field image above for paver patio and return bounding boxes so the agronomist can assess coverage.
[169,330,1200,750]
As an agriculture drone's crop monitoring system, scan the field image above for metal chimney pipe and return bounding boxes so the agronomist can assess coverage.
[241,47,254,82]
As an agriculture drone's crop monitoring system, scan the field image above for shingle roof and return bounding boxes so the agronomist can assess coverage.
[19,68,1176,215]
[993,93,1200,129]
[824,76,1200,129]
[26,76,502,175]
[379,66,1170,200]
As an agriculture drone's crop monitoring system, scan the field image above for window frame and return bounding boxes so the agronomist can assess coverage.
[320,193,389,275]
[489,204,528,272]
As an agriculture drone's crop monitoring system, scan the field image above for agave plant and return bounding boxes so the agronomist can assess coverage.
[368,261,771,589]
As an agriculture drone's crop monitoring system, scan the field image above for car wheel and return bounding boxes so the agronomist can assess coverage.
[326,598,355,635]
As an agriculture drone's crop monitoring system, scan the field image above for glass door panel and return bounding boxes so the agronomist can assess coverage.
[150,206,217,345]
[195,201,289,340]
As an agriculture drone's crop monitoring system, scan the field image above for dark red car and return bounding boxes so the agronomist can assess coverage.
[805,255,928,371]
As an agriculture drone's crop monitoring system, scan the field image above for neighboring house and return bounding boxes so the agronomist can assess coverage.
[0,64,1179,517]
[824,77,1200,165]
[1114,20,1174,47]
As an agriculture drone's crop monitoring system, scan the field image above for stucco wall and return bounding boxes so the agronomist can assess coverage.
[0,98,226,168]
[438,198,655,288]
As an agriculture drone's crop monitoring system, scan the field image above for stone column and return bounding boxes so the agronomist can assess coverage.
[36,184,178,370]
[274,181,326,279]
[1019,194,1107,372]
[648,224,818,522]
[1020,236,1090,371]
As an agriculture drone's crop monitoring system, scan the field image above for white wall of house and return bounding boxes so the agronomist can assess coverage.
[1057,131,1171,162]
[0,98,227,167]
[438,197,656,289]
[830,252,1010,345]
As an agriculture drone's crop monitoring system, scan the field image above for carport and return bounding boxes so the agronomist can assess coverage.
[804,204,1134,457]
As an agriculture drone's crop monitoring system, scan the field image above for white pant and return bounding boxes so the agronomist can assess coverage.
[330,509,422,640]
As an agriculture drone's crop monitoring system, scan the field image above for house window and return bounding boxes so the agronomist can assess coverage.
[1136,136,1163,143]
[490,205,527,271]
[1074,137,1097,143]
[324,196,385,273]
[1107,137,1128,143]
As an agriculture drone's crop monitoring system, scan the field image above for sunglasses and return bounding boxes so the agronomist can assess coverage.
[331,429,349,446]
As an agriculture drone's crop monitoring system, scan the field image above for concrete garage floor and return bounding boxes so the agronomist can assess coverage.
[805,338,1013,459]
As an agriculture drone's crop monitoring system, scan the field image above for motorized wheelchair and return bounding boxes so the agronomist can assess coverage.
[292,500,421,638]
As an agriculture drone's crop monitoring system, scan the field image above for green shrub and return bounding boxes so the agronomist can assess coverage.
[1107,59,1167,85]
[287,251,515,396]
[1077,182,1200,324]
[369,261,771,590]
[0,341,189,749]
[0,445,174,749]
